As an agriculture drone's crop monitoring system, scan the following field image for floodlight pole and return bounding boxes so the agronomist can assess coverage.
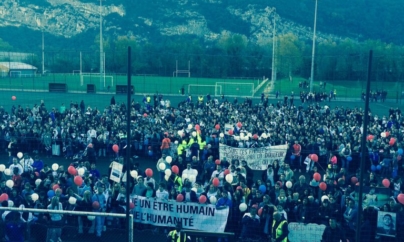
[42,30,45,75]
[99,0,104,87]
[271,11,277,83]
[309,0,318,93]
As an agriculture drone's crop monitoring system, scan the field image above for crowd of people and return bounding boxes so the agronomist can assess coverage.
[0,92,403,242]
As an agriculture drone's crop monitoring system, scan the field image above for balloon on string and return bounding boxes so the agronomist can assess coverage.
[313,173,321,182]
[47,190,55,198]
[219,133,224,138]
[215,124,220,130]
[239,203,247,212]
[286,181,293,189]
[224,169,230,175]
[253,134,258,140]
[17,152,23,159]
[237,122,242,128]
[366,135,374,141]
[195,124,200,130]
[389,138,396,146]
[74,176,83,186]
[164,175,170,181]
[0,164,5,172]
[398,148,403,155]
[171,166,179,175]
[92,201,100,209]
[347,156,352,162]
[385,131,390,137]
[199,195,207,204]
[130,202,135,209]
[165,156,173,164]
[51,163,59,171]
[225,174,233,183]
[212,178,220,187]
[68,166,77,176]
[68,197,77,205]
[397,194,404,205]
[145,168,153,177]
[228,129,234,135]
[259,185,266,194]
[6,180,13,189]
[1,193,8,201]
[371,165,376,172]
[176,194,184,202]
[382,179,390,188]
[53,184,60,191]
[164,169,172,177]
[319,182,327,191]
[209,196,217,204]
[148,150,153,156]
[381,132,386,138]
[321,195,329,203]
[215,159,221,165]
[112,144,119,153]
[35,179,42,186]
[4,169,10,176]
[158,162,166,171]
[290,155,295,160]
[130,170,138,178]
[351,177,358,184]
[310,154,318,162]
[377,165,382,171]
[331,156,337,164]
[31,193,39,202]
[78,168,85,176]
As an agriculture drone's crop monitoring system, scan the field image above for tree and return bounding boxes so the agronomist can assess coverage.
[276,33,303,79]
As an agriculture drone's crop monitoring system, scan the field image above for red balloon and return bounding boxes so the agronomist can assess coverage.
[215,124,220,130]
[1,193,8,201]
[145,168,153,178]
[195,124,200,130]
[356,182,360,186]
[385,131,390,137]
[35,172,40,177]
[11,96,16,101]
[176,194,184,202]
[171,165,179,175]
[129,202,135,209]
[228,130,233,135]
[68,166,77,176]
[253,134,258,140]
[382,178,390,188]
[112,144,119,153]
[398,194,404,205]
[74,176,83,186]
[310,154,318,162]
[313,172,321,182]
[319,182,327,191]
[212,178,220,187]
[92,201,100,209]
[351,177,358,184]
[199,195,207,204]
[237,122,242,128]
[366,135,374,141]
[215,159,221,165]
[224,169,230,175]
[331,156,337,164]
[53,184,60,191]
[143,113,148,117]
[258,207,263,216]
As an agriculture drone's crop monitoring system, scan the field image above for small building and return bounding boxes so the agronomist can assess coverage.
[0,62,37,77]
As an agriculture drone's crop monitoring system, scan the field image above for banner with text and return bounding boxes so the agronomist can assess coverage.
[132,195,229,232]
[288,222,326,242]
[219,144,288,170]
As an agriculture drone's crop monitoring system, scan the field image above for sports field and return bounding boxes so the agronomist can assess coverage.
[0,74,402,100]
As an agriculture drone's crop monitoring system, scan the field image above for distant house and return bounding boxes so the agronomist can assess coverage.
[0,62,37,77]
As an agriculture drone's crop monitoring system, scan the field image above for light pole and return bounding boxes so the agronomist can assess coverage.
[42,30,45,75]
[99,0,104,87]
[271,10,277,83]
[309,0,318,93]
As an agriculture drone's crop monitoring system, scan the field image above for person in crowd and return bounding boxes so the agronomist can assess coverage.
[240,206,260,240]
[47,196,63,242]
[321,217,346,242]
[271,211,289,242]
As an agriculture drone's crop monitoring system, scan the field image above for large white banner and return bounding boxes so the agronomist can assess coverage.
[132,195,229,232]
[219,144,288,170]
[288,223,326,242]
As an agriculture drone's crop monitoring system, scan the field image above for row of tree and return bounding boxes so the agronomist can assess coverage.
[2,33,404,82]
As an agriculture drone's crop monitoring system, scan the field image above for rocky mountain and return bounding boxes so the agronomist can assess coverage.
[0,0,402,51]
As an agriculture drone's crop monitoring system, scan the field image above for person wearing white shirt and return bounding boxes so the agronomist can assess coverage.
[87,126,97,142]
[211,165,224,187]
[20,154,34,173]
[156,183,169,200]
[9,158,23,176]
[181,163,198,185]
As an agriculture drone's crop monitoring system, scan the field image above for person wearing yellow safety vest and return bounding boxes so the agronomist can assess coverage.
[146,95,151,104]
[271,211,289,242]
[177,140,187,161]
[198,95,204,104]
[166,222,190,242]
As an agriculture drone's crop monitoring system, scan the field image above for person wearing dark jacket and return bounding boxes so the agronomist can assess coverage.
[271,211,288,242]
[321,217,346,242]
[240,206,260,240]
[180,183,198,203]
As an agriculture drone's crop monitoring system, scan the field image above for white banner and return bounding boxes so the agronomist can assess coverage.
[132,195,229,232]
[219,144,288,170]
[288,222,326,242]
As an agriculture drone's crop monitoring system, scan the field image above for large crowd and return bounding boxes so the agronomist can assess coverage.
[0,93,403,242]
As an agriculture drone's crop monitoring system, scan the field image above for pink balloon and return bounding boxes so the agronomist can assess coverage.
[112,144,119,153]
[398,194,404,205]
[310,154,318,162]
[199,195,207,204]
[176,194,184,202]
[145,168,153,178]
[382,179,390,188]
[212,178,220,187]
[74,176,83,186]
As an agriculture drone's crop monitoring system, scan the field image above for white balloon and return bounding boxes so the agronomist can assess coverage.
[187,124,193,130]
[130,170,138,178]
[31,193,39,202]
[182,174,188,180]
[78,168,85,176]
[234,136,240,141]
[164,175,170,181]
[191,188,197,193]
[381,132,386,138]
[240,133,245,138]
[7,200,14,207]
[164,169,172,177]
[225,174,233,183]
[239,203,248,212]
[177,130,183,136]
[165,156,173,164]
[52,163,59,171]
[192,131,197,137]
[87,216,96,221]
[35,179,42,186]
[209,196,217,204]
[158,162,166,171]
[0,165,5,172]
[261,133,267,139]
[174,140,178,145]
[6,180,14,189]
[17,152,23,159]
[219,133,224,138]
[4,169,10,176]
[321,195,329,203]
[68,196,77,205]
[286,181,293,189]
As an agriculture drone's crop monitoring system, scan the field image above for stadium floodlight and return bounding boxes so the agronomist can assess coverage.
[309,0,318,93]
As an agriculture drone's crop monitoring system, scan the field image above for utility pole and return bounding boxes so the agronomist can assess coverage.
[271,11,277,83]
[99,0,104,87]
[309,0,318,93]
[42,30,45,75]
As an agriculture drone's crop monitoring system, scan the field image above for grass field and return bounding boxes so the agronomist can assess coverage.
[0,74,402,99]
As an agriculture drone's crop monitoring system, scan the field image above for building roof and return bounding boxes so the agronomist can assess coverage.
[0,62,37,70]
